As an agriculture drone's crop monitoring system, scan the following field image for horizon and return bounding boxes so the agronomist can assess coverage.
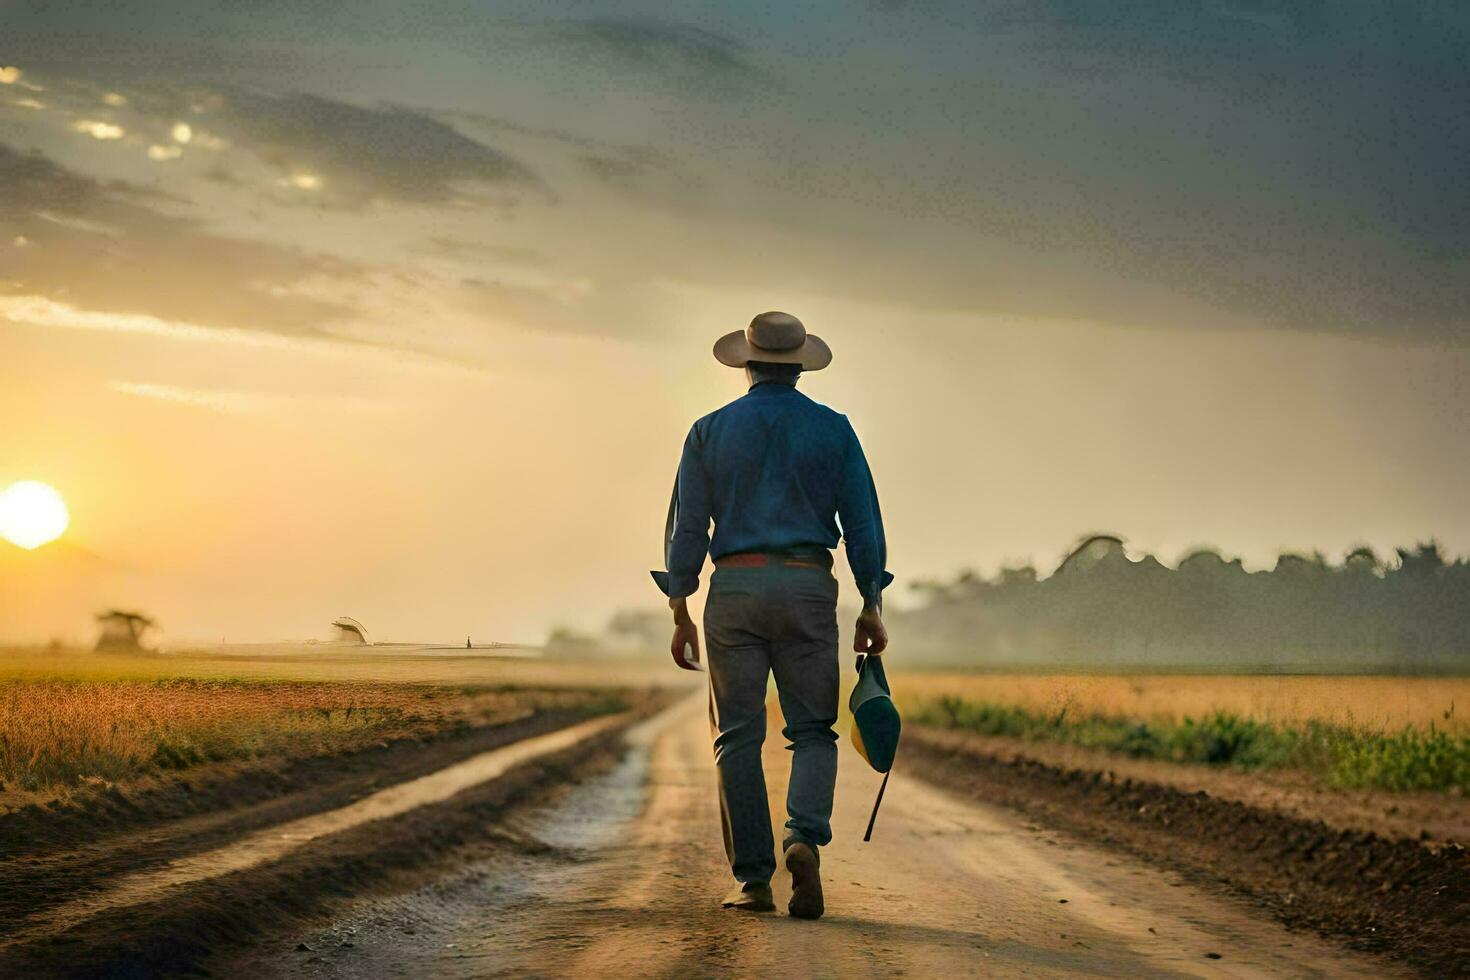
[2,524,1463,647]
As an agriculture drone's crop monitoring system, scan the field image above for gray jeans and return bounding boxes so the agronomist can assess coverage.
[704,563,840,885]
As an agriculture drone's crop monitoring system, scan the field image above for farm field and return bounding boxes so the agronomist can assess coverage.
[901,672,1469,793]
[899,672,1468,734]
[0,644,681,688]
[0,646,680,810]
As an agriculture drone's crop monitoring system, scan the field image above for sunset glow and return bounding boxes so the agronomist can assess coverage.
[0,481,70,550]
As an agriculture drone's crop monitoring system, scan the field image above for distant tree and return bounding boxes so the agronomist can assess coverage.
[1343,545,1382,574]
[1178,548,1226,571]
[606,609,666,650]
[544,626,600,657]
[997,565,1037,587]
[1273,553,1328,578]
[908,578,950,605]
[1394,540,1446,577]
[95,610,156,652]
[1054,534,1126,577]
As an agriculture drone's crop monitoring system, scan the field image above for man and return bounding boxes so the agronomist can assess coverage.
[651,311,892,920]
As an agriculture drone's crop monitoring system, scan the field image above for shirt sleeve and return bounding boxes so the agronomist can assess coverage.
[652,423,713,599]
[837,419,894,608]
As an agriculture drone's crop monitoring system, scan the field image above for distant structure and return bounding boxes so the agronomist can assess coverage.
[96,610,156,652]
[330,616,372,646]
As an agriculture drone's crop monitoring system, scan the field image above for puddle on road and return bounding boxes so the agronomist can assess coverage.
[227,696,700,979]
[534,745,651,851]
[5,714,628,950]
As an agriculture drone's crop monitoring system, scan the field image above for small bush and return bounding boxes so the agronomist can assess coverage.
[1328,725,1470,792]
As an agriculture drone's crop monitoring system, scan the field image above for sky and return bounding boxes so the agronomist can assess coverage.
[1,1,1467,644]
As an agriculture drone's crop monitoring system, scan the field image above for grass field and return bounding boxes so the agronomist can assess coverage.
[900,673,1468,734]
[0,646,662,807]
[0,645,682,689]
[7,647,1466,801]
[903,673,1469,793]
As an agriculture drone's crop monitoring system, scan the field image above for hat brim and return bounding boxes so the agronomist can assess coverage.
[713,330,832,371]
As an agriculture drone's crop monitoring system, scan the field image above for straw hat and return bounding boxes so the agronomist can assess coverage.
[713,311,832,371]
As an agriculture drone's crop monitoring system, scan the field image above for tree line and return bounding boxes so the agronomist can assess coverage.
[891,535,1469,670]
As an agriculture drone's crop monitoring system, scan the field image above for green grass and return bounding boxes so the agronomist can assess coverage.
[912,696,1470,793]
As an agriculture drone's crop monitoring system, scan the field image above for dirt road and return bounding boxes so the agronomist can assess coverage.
[226,693,1401,979]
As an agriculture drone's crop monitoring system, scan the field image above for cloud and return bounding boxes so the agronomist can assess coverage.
[72,119,124,140]
[211,92,537,206]
[417,236,543,265]
[801,0,1470,342]
[2,7,1465,344]
[0,142,358,340]
[549,17,770,94]
[109,381,277,414]
[580,145,674,187]
[1,295,341,354]
[108,381,388,416]
[1,292,486,379]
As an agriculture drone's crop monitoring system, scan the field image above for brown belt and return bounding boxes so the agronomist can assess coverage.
[715,551,831,570]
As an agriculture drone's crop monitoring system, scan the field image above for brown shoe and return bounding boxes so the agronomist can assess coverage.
[721,881,775,912]
[784,842,824,920]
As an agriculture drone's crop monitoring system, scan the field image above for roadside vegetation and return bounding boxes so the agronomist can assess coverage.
[899,672,1469,735]
[912,695,1469,793]
[0,672,625,803]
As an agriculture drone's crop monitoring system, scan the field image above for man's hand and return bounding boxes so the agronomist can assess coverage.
[854,603,888,656]
[669,596,703,671]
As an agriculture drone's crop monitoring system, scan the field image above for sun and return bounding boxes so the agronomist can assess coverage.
[0,481,70,550]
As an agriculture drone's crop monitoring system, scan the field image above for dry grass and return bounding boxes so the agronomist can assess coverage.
[0,647,655,805]
[899,673,1467,735]
[3,681,500,793]
[0,645,679,689]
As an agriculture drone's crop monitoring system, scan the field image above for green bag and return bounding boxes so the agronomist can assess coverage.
[849,653,901,841]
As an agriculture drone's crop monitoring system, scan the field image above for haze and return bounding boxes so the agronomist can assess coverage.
[2,2,1467,644]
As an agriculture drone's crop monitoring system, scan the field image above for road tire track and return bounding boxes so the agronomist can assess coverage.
[0,708,656,979]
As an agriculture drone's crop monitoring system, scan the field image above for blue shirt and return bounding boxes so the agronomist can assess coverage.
[652,382,893,606]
